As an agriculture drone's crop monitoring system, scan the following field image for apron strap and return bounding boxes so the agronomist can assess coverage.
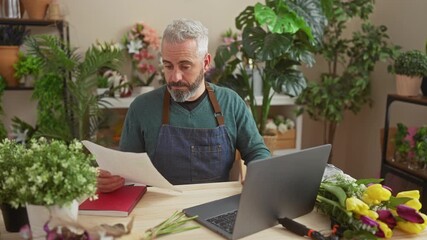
[206,82,225,126]
[161,82,225,126]
[162,89,171,124]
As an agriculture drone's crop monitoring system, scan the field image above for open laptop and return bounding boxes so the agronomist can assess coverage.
[183,144,331,240]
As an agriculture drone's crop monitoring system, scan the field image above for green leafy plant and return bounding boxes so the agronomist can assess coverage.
[0,138,97,207]
[395,123,411,161]
[24,35,124,141]
[295,0,401,148]
[414,125,427,165]
[393,50,427,77]
[0,25,30,46]
[13,52,42,79]
[213,0,327,134]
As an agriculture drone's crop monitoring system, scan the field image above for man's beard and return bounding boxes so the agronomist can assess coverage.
[167,68,204,102]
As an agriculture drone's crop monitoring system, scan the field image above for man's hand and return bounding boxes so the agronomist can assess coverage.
[97,169,125,193]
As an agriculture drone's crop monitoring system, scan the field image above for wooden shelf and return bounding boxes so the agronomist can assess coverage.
[0,18,67,27]
[5,86,34,91]
[253,94,296,106]
[384,159,427,181]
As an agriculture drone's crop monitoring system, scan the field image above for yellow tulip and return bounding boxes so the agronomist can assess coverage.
[396,190,420,200]
[396,190,422,211]
[346,197,371,216]
[405,199,422,211]
[397,213,427,234]
[366,210,379,220]
[377,221,393,238]
[362,184,391,205]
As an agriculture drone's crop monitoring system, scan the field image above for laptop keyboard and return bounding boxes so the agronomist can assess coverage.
[206,210,238,234]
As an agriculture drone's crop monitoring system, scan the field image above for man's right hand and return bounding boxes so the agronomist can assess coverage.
[97,169,125,193]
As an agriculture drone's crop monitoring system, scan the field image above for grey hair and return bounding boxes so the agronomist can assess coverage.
[162,19,209,58]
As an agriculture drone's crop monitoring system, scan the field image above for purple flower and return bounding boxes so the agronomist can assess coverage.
[360,215,379,227]
[397,205,425,223]
[377,209,397,229]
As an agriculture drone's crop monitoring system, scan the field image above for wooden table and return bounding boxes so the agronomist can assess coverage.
[1,182,426,239]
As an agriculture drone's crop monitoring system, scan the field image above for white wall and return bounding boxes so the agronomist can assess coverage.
[4,0,427,179]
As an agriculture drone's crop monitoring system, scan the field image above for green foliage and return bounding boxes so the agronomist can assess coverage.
[0,138,97,207]
[0,25,30,46]
[214,0,327,134]
[393,50,427,77]
[97,75,110,88]
[414,125,427,163]
[295,0,401,146]
[13,52,43,79]
[32,73,71,140]
[24,35,124,141]
[395,123,411,155]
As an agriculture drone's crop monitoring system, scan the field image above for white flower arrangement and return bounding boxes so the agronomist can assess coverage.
[0,138,98,208]
[263,115,295,135]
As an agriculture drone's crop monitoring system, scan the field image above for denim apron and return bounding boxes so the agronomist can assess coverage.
[152,83,234,185]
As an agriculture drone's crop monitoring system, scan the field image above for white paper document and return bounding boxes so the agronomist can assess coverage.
[82,140,181,192]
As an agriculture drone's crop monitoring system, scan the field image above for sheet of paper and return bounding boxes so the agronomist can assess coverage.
[82,140,181,192]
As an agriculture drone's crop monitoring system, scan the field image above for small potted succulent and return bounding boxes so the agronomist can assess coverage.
[393,50,427,96]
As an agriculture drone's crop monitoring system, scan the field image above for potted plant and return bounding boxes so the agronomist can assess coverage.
[0,25,30,87]
[394,123,411,164]
[0,137,98,237]
[213,0,326,136]
[13,52,42,87]
[0,138,29,233]
[294,0,400,156]
[20,0,52,20]
[122,22,161,95]
[23,35,124,141]
[421,40,427,96]
[413,125,427,169]
[393,50,427,96]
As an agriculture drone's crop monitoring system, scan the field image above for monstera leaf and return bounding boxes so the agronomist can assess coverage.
[242,26,292,61]
[286,0,328,44]
[255,2,313,39]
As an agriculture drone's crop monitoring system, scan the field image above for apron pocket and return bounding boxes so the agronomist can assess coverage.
[191,144,225,182]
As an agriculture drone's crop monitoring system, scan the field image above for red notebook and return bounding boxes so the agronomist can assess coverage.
[79,185,147,217]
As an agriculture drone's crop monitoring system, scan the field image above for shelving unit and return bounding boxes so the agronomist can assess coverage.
[254,94,302,155]
[0,18,69,90]
[380,94,427,213]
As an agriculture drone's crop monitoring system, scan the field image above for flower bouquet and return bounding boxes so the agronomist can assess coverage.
[317,170,427,239]
[122,22,162,88]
